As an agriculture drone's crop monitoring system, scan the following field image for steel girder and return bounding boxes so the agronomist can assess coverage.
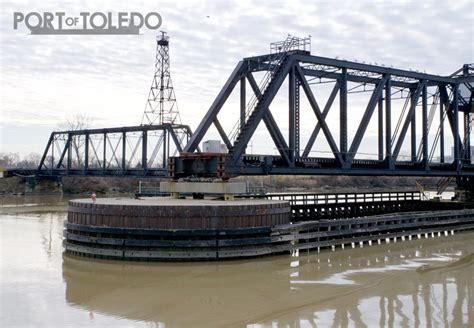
[175,51,473,179]
[183,61,247,153]
[34,124,192,177]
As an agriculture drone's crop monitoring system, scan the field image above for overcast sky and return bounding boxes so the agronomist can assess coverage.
[0,0,473,157]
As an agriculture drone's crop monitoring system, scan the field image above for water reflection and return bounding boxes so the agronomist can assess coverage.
[1,196,471,327]
[0,194,67,207]
[62,233,474,327]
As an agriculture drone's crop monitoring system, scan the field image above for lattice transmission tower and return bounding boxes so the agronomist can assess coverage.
[142,32,181,125]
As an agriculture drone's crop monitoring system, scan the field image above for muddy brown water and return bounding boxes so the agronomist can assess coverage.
[0,195,473,327]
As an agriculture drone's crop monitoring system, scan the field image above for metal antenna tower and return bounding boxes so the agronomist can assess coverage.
[142,31,181,125]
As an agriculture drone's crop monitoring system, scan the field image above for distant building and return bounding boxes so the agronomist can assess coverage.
[202,140,227,153]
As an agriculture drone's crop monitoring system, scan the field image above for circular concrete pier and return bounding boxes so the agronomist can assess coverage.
[64,197,291,260]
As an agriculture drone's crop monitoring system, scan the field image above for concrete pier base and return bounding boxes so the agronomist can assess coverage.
[160,181,246,200]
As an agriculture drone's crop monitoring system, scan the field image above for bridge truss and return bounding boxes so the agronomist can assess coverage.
[171,36,473,179]
[31,124,192,177]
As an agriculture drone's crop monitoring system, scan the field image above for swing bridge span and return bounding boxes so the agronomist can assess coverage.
[5,37,473,193]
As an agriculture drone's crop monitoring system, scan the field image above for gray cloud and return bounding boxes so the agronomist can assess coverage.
[1,0,473,155]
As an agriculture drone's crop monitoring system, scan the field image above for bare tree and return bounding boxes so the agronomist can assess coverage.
[0,152,43,169]
[60,114,94,168]
[0,152,20,168]
[62,113,93,131]
[16,153,41,168]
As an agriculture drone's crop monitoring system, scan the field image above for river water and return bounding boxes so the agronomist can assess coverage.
[0,195,473,327]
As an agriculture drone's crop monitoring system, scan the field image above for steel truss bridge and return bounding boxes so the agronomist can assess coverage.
[12,124,193,177]
[5,37,473,184]
[172,37,473,181]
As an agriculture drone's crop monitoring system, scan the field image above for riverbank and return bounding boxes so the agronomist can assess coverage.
[0,175,445,195]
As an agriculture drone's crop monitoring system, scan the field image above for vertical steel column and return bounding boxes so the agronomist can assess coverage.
[240,76,246,154]
[453,84,460,172]
[411,89,417,162]
[162,129,167,169]
[66,134,72,174]
[51,139,55,171]
[464,112,471,162]
[289,65,296,165]
[295,79,300,159]
[385,75,393,168]
[440,89,445,163]
[340,68,348,162]
[84,133,89,172]
[142,130,148,171]
[422,83,428,169]
[103,133,107,173]
[122,131,126,172]
[378,96,384,161]
[240,77,246,132]
[51,137,54,171]
[462,62,470,165]
[167,128,171,162]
